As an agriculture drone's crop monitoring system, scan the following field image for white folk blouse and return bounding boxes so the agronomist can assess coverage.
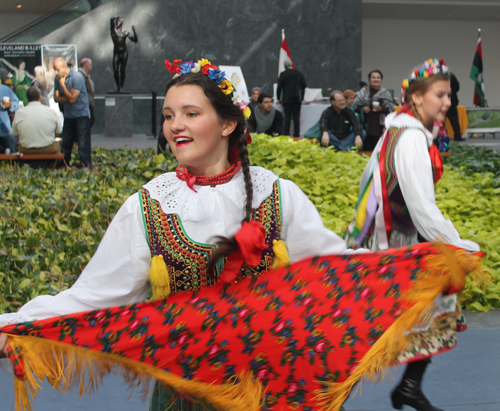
[360,112,479,252]
[0,167,351,327]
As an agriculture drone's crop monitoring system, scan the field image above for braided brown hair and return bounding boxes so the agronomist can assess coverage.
[164,72,254,271]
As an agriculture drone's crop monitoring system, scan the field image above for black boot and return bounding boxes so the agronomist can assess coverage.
[390,359,444,411]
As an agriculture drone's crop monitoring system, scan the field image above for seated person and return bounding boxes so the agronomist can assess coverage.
[11,86,62,168]
[247,92,283,136]
[320,90,362,151]
[343,89,357,109]
[249,86,261,111]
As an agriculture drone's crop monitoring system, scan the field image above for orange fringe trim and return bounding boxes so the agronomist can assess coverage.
[6,334,262,411]
[314,245,485,411]
[5,245,484,411]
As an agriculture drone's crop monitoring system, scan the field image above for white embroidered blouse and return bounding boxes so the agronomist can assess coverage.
[0,167,351,327]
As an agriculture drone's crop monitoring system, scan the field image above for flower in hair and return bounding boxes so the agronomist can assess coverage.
[208,69,225,85]
[164,58,252,120]
[243,106,251,119]
[202,64,217,75]
[164,60,180,74]
[401,58,449,91]
[191,62,201,73]
[180,61,195,75]
[220,79,234,95]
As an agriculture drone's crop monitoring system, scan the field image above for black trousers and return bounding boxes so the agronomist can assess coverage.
[283,102,301,137]
[446,104,461,140]
[362,132,382,152]
[89,105,96,129]
[61,116,92,167]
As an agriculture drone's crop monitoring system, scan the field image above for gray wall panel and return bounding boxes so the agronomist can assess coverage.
[39,0,361,97]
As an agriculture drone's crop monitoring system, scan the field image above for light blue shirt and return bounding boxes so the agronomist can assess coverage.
[54,67,90,119]
[0,84,19,136]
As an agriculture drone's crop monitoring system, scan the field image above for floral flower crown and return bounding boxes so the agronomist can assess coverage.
[165,58,251,120]
[401,58,449,90]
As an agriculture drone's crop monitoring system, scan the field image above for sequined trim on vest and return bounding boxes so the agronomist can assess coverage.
[140,180,283,296]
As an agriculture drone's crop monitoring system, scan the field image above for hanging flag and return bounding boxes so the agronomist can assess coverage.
[470,32,485,107]
[278,29,295,76]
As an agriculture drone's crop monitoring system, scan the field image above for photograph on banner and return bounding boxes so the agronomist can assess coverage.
[219,65,250,103]
[0,44,42,107]
[41,44,78,97]
[466,108,500,130]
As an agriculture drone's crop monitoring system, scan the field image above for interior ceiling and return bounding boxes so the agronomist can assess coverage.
[363,0,500,20]
[1,0,500,20]
[0,0,74,13]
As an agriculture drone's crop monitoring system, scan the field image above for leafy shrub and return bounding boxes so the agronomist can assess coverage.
[0,137,498,313]
[443,142,500,181]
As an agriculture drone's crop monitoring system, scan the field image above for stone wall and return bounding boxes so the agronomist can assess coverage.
[39,0,362,97]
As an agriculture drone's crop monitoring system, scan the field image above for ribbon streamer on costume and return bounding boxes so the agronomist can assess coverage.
[429,144,443,183]
[175,165,198,192]
[219,220,268,284]
[378,128,394,245]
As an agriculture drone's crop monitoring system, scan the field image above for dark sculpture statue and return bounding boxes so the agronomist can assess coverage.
[110,16,137,93]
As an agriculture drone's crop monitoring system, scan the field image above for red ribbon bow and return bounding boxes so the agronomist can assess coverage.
[219,221,268,284]
[176,165,198,192]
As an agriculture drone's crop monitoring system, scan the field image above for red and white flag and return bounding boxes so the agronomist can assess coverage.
[278,30,294,76]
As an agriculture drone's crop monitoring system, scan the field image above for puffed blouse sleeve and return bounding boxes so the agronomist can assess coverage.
[0,193,152,327]
[279,179,355,262]
[394,129,480,251]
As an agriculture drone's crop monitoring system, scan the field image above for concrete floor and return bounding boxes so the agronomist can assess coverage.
[0,310,499,411]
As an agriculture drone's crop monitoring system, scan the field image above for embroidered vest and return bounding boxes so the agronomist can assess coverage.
[140,180,283,296]
[381,126,417,236]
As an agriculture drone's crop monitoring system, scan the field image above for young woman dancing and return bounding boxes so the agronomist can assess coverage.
[346,59,480,411]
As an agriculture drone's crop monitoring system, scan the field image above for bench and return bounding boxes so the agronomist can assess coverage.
[0,153,64,169]
[0,153,64,161]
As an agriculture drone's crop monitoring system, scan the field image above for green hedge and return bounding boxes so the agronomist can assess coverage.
[0,136,498,314]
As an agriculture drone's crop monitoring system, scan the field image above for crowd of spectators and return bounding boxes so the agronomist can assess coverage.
[2,56,462,160]
[0,56,95,168]
[251,65,397,152]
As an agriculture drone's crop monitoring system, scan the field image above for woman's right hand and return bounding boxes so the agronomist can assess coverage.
[0,334,8,359]
[363,106,371,114]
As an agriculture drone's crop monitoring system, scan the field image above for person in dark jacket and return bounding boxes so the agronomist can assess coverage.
[247,92,283,136]
[79,58,95,128]
[320,90,363,151]
[446,72,463,141]
[277,60,307,137]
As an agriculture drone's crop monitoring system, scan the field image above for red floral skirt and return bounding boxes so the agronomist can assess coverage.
[1,243,483,411]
